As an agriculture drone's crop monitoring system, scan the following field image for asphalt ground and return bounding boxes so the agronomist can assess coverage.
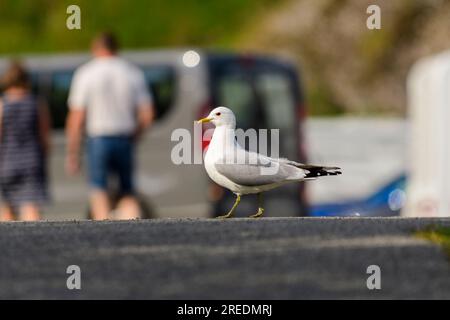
[0,217,449,299]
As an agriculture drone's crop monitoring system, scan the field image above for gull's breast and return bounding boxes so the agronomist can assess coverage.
[204,149,242,193]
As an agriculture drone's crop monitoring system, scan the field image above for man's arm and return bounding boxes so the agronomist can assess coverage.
[133,67,155,140]
[65,109,86,175]
[135,103,154,140]
[66,66,89,175]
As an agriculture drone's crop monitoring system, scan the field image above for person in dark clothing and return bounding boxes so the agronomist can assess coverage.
[0,61,51,221]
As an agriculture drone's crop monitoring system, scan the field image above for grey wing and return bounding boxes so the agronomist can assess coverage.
[215,158,304,186]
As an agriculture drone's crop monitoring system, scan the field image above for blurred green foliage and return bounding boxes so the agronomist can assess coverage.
[0,0,276,54]
[417,227,450,258]
[307,82,345,116]
[357,0,432,81]
[3,0,433,116]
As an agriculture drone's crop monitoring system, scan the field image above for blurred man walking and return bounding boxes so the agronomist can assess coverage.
[66,32,154,220]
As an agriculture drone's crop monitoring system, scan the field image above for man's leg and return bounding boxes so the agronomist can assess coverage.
[1,204,15,221]
[116,195,141,220]
[114,137,140,220]
[19,203,41,221]
[90,189,110,220]
[87,137,111,220]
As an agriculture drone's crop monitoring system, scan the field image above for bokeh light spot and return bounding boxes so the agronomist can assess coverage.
[182,50,200,68]
[388,188,406,211]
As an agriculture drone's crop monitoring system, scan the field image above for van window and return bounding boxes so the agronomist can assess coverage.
[47,66,176,129]
[255,72,296,130]
[216,72,257,129]
[30,73,40,96]
[50,71,72,129]
[255,71,297,159]
[142,66,175,120]
[214,66,298,157]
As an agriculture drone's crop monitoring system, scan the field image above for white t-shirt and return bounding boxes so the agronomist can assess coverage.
[68,56,152,137]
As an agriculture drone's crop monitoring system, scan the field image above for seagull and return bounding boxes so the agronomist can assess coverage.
[197,106,342,219]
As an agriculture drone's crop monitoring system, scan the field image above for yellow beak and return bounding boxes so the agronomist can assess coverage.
[197,117,212,124]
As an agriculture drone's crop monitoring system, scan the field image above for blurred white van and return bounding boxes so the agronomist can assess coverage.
[0,50,308,220]
[405,50,450,217]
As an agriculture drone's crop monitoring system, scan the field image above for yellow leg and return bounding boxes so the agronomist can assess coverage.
[217,194,241,219]
[250,193,264,218]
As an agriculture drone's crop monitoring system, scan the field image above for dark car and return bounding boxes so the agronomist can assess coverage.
[200,54,308,217]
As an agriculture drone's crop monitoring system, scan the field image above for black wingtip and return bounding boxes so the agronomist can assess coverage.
[304,167,342,178]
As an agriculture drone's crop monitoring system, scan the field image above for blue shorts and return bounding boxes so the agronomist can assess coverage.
[87,136,135,195]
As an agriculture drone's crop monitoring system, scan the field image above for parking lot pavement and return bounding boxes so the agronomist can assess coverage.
[44,117,407,220]
[0,217,449,299]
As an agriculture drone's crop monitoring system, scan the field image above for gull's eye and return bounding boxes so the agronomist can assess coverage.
[215,112,221,116]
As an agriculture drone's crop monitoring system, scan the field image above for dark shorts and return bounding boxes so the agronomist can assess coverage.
[0,166,48,208]
[87,136,135,195]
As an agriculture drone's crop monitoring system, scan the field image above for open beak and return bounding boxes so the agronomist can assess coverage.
[197,117,212,124]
